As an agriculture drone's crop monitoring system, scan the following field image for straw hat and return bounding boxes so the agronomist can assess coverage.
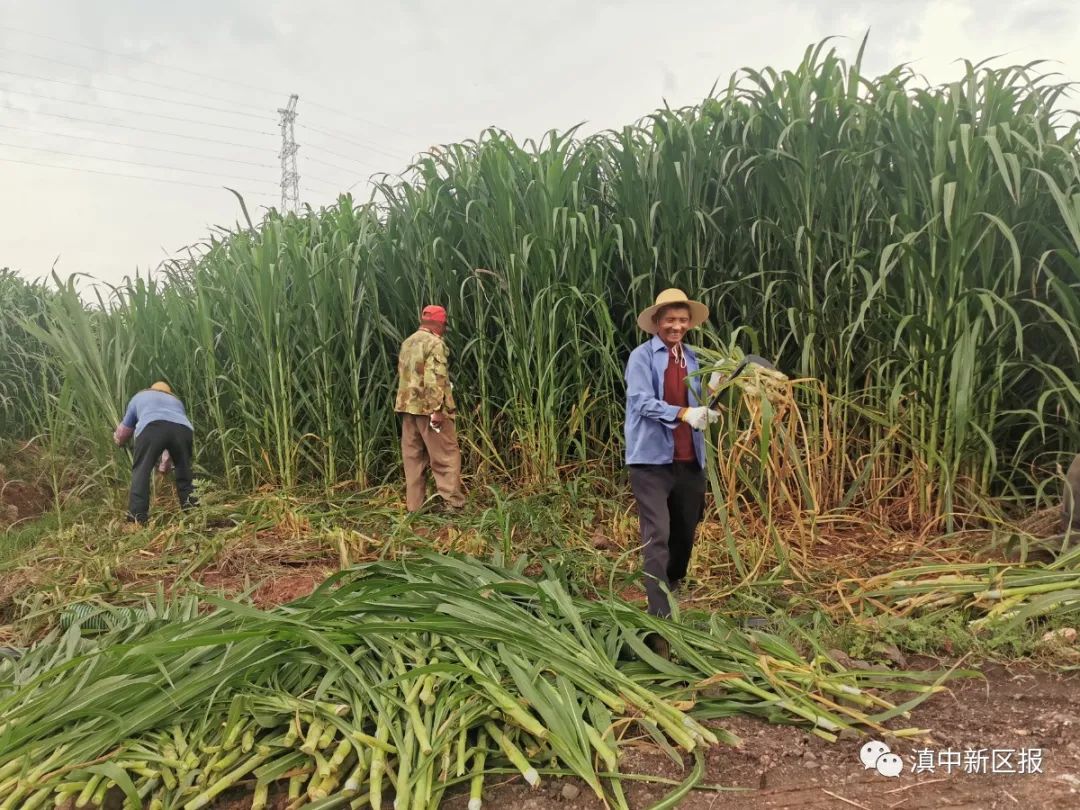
[636,288,709,334]
[149,381,173,394]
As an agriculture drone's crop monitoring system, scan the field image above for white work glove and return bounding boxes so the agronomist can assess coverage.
[680,406,720,431]
[707,371,723,397]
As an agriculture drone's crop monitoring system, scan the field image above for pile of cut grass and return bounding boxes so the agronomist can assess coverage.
[0,554,945,809]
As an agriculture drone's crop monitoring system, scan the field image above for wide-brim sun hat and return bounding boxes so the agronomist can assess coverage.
[636,288,709,334]
[149,381,173,394]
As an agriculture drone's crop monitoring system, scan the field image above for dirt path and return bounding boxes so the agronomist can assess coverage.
[437,661,1080,810]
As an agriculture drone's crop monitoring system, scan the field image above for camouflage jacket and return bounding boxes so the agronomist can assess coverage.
[394,328,457,415]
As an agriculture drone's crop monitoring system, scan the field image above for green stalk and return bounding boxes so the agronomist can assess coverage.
[251,780,269,810]
[74,774,103,809]
[302,718,325,755]
[484,722,538,787]
[183,752,268,810]
[468,731,487,810]
[368,717,390,810]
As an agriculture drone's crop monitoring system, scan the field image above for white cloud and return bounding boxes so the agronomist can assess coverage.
[892,0,1079,83]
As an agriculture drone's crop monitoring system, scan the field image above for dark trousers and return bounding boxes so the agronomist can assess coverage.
[629,462,707,617]
[128,420,196,523]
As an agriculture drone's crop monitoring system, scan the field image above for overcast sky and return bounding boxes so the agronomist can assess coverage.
[2,0,1078,288]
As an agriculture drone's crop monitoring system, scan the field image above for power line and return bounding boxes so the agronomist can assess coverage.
[0,141,277,186]
[0,122,277,169]
[1,46,271,113]
[305,174,345,189]
[2,70,403,175]
[2,24,427,151]
[0,87,277,135]
[0,22,282,99]
[0,68,272,120]
[299,123,405,159]
[304,140,399,171]
[0,102,278,150]
[0,154,277,196]
[302,98,417,139]
[348,174,377,192]
[304,153,367,175]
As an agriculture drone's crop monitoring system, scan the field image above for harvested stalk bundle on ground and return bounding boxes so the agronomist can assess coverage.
[0,554,942,809]
[845,545,1080,630]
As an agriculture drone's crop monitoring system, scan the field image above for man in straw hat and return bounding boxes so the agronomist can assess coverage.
[395,305,467,513]
[112,381,197,524]
[625,289,722,644]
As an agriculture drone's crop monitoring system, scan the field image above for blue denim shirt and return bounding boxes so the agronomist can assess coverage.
[624,335,706,468]
[121,390,193,437]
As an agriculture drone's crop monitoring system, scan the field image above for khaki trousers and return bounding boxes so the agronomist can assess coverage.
[401,413,466,511]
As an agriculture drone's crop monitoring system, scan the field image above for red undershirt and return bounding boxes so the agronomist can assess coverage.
[663,345,694,462]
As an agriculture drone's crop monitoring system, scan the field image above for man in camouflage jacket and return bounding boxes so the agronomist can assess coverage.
[394,305,467,512]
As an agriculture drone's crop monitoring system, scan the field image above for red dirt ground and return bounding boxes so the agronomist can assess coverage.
[0,464,50,527]
[184,566,333,607]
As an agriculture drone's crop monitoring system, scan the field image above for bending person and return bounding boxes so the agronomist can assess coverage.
[113,381,196,524]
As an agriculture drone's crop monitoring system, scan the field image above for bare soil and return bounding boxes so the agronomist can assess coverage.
[0,462,50,527]
[194,566,333,607]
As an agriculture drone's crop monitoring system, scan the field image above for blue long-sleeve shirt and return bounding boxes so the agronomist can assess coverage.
[624,335,706,468]
[121,390,193,437]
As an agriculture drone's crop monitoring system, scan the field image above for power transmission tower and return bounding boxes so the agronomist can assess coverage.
[277,94,300,213]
